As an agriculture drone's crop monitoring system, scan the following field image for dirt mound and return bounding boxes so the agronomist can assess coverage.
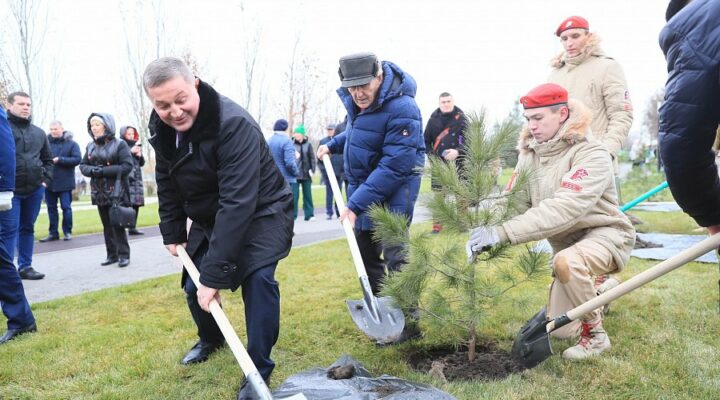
[635,236,663,249]
[406,343,525,381]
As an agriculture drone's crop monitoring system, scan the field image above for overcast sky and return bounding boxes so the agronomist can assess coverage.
[1,0,669,149]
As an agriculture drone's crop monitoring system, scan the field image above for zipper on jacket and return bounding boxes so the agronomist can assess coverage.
[170,142,193,175]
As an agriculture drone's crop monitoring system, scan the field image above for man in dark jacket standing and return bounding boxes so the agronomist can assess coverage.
[0,105,37,345]
[40,121,81,242]
[144,57,293,400]
[318,122,344,219]
[423,92,467,233]
[0,92,52,280]
[658,0,720,235]
[317,52,425,345]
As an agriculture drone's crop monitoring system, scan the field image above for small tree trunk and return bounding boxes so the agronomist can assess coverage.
[468,326,477,362]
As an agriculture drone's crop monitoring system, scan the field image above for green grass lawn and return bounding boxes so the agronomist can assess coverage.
[3,212,720,398]
[33,203,160,240]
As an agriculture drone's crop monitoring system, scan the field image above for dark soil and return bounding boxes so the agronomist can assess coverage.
[406,342,525,381]
[326,364,355,380]
[635,236,663,249]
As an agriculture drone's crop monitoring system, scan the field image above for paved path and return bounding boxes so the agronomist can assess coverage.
[23,206,430,304]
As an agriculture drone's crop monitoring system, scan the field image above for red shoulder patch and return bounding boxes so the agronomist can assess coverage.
[561,181,583,192]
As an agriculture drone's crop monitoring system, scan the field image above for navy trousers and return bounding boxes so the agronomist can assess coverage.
[0,219,35,330]
[184,249,280,381]
[45,190,73,237]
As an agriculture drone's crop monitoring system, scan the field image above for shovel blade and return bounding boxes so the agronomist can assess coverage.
[347,296,405,342]
[511,307,554,369]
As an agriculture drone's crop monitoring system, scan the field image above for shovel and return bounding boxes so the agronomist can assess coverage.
[321,154,405,343]
[176,247,307,400]
[512,233,720,369]
[620,181,668,212]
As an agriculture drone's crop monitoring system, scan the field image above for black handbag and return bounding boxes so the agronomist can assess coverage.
[108,170,136,228]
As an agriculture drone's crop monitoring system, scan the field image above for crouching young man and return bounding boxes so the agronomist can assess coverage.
[466,83,634,360]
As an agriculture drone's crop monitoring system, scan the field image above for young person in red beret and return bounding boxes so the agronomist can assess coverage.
[466,83,635,360]
[548,15,634,300]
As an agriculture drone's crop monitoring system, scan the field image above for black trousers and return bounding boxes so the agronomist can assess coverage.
[355,229,406,295]
[97,206,130,259]
[184,248,280,382]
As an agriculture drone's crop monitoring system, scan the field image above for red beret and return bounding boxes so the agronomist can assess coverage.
[520,83,568,109]
[555,16,589,36]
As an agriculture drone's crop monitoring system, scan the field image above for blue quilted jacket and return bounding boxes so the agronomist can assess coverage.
[327,61,424,230]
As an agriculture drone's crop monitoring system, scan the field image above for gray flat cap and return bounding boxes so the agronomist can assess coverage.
[338,52,380,88]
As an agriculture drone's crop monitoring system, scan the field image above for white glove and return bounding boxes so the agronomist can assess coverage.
[0,191,13,211]
[466,226,500,262]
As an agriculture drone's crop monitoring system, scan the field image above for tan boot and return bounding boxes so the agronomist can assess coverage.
[562,319,611,360]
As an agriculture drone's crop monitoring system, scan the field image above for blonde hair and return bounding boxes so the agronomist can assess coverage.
[90,116,104,125]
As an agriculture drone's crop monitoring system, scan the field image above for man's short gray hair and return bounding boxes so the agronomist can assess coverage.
[49,120,63,127]
[142,57,195,94]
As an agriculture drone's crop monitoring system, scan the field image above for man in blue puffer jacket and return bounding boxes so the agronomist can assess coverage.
[317,52,424,345]
[658,0,720,235]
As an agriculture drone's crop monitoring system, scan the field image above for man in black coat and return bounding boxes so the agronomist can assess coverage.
[658,0,720,235]
[145,57,294,400]
[423,92,467,233]
[40,120,81,242]
[0,92,52,280]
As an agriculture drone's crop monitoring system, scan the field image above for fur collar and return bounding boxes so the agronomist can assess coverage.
[517,99,592,154]
[550,33,605,69]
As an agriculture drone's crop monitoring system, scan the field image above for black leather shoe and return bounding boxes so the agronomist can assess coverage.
[118,259,130,268]
[0,323,37,344]
[39,235,59,243]
[128,229,144,236]
[19,267,45,280]
[63,234,72,241]
[100,258,118,266]
[181,340,224,365]
[237,377,271,400]
[375,324,422,347]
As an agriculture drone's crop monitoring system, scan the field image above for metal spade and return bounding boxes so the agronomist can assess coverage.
[177,247,307,400]
[322,154,405,343]
[512,233,720,369]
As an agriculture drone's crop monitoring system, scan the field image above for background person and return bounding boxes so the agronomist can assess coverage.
[0,105,37,345]
[0,92,52,280]
[79,114,133,268]
[318,122,344,219]
[292,124,316,221]
[119,126,145,235]
[40,120,81,242]
[423,92,467,234]
[267,118,300,185]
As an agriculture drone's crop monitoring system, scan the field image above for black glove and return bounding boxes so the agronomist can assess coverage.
[90,167,103,178]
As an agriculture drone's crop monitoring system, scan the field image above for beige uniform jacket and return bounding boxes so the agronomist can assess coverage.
[497,100,635,272]
[548,36,633,165]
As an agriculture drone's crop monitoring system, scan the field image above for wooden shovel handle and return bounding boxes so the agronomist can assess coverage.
[564,233,720,322]
[176,247,265,385]
[322,155,369,280]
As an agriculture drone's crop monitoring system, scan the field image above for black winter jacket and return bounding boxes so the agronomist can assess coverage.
[7,113,53,195]
[293,137,316,181]
[79,113,133,207]
[149,80,294,290]
[423,106,467,158]
[47,132,81,192]
[658,0,720,227]
[120,129,145,207]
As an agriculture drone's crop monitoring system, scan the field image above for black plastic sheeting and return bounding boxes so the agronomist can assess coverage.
[272,354,457,400]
